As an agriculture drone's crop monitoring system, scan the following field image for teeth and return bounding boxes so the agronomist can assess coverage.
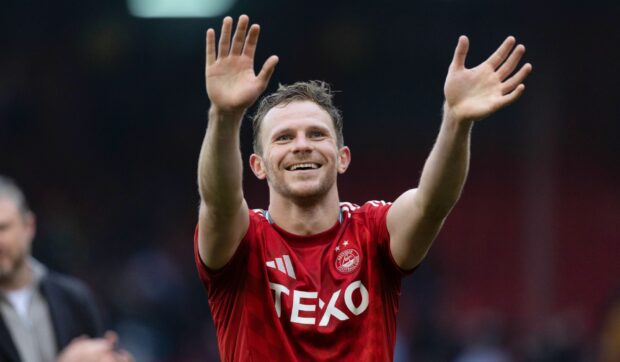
[289,163,319,171]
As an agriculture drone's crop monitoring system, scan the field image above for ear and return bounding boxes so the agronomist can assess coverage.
[337,146,351,174]
[249,153,267,180]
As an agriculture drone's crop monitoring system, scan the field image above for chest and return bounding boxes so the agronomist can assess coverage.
[254,226,380,328]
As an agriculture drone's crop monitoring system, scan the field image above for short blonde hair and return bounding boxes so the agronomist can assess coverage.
[251,81,344,154]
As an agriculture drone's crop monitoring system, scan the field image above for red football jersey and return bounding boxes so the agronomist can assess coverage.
[194,201,413,361]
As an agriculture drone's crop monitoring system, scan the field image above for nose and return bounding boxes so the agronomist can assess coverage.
[291,134,313,153]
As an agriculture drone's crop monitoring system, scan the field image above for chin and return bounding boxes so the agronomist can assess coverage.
[0,265,16,281]
[0,255,26,280]
[273,180,333,202]
[290,188,325,200]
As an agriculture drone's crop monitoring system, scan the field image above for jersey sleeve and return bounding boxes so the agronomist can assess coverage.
[360,201,416,277]
[193,210,262,293]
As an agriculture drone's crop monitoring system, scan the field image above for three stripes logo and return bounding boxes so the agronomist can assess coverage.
[266,255,296,279]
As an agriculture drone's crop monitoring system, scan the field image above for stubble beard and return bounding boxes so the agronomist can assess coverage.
[0,250,27,285]
[266,164,337,204]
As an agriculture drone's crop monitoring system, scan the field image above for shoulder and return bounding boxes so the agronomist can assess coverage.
[41,270,97,305]
[342,201,393,242]
[341,200,392,219]
[247,208,272,231]
[40,269,104,340]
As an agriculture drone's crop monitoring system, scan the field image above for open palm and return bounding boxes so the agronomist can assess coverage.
[205,15,278,113]
[444,36,532,122]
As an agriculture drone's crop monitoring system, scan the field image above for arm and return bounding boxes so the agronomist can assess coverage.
[198,15,278,269]
[387,36,532,270]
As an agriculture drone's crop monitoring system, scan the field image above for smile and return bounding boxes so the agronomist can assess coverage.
[286,163,321,171]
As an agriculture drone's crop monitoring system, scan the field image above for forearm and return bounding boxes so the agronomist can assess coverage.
[415,103,473,219]
[198,106,246,214]
[419,34,530,215]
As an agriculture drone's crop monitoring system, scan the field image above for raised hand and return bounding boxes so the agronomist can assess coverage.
[444,36,532,122]
[205,15,279,114]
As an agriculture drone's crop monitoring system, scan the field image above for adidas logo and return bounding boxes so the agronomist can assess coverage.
[266,255,296,279]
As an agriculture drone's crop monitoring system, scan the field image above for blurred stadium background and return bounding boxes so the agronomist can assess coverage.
[1,0,619,360]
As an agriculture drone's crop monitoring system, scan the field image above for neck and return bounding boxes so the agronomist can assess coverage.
[268,188,341,235]
[0,259,33,292]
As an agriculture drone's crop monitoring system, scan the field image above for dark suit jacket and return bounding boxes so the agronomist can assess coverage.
[0,271,103,362]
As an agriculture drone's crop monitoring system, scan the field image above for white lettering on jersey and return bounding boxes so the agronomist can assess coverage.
[344,280,369,315]
[318,290,348,326]
[291,291,318,325]
[269,282,290,318]
[270,280,369,327]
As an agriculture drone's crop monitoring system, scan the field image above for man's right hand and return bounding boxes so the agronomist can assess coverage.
[205,15,279,114]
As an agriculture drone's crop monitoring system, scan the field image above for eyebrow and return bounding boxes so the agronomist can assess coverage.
[307,125,330,133]
[271,128,293,140]
[271,124,332,137]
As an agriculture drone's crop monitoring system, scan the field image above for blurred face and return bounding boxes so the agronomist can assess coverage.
[0,197,34,283]
[250,101,350,201]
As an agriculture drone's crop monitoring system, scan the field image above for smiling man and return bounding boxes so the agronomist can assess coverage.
[194,15,531,361]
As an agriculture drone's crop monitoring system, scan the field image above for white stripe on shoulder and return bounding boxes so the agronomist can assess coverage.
[340,202,359,219]
[365,200,392,207]
[340,201,360,211]
[252,209,266,218]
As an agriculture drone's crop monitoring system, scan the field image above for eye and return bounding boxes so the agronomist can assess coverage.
[309,130,326,139]
[275,134,292,142]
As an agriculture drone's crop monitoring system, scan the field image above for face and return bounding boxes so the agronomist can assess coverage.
[0,197,34,283]
[250,101,350,201]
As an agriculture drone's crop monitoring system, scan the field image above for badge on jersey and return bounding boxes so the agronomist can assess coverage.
[334,240,361,274]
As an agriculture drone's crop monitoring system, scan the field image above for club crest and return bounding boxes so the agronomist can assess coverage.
[335,242,361,274]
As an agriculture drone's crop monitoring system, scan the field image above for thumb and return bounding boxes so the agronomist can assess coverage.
[450,36,469,70]
[257,55,279,85]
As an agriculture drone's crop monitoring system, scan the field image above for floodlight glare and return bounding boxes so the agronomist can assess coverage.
[128,0,236,18]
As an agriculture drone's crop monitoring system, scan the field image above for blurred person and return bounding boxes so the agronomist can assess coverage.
[0,175,132,362]
[194,15,531,361]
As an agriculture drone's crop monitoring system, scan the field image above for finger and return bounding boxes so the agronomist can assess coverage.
[486,36,516,69]
[257,55,279,84]
[81,339,113,353]
[101,354,117,362]
[501,63,532,94]
[206,29,216,66]
[104,331,118,345]
[450,35,469,70]
[71,335,88,343]
[500,83,526,107]
[497,44,525,81]
[116,350,135,362]
[243,24,260,59]
[218,16,233,58]
[230,14,250,55]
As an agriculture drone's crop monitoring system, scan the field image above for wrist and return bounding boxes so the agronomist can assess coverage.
[442,102,475,130]
[208,105,246,124]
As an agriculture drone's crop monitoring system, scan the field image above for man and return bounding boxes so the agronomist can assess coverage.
[194,15,532,361]
[0,175,132,362]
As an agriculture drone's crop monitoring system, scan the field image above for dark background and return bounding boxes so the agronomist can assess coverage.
[1,0,619,360]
